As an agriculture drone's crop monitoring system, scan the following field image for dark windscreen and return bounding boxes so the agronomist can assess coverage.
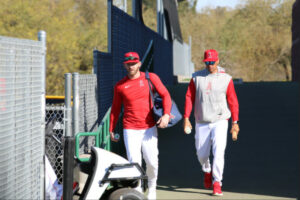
[162,0,183,43]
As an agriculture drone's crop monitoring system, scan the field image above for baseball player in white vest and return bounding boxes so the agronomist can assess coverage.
[183,49,240,196]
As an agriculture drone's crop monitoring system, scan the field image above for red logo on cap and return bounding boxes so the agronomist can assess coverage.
[208,52,212,58]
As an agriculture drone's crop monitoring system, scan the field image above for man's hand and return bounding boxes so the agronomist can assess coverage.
[110,132,119,142]
[230,123,240,141]
[230,123,240,135]
[157,114,170,128]
[183,117,192,134]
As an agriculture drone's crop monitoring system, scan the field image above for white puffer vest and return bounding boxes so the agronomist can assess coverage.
[192,66,232,123]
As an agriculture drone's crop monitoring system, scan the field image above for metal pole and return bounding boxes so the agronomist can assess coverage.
[132,0,136,19]
[65,73,72,137]
[38,30,46,200]
[93,49,98,75]
[189,36,192,75]
[108,0,112,53]
[124,0,127,12]
[63,73,74,200]
[62,137,74,200]
[72,73,79,137]
[157,0,165,37]
[38,31,46,94]
[157,0,161,34]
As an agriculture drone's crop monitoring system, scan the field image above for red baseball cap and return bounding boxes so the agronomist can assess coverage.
[203,49,219,62]
[123,52,140,64]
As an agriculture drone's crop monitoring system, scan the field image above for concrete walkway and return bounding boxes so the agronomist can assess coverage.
[156,187,296,199]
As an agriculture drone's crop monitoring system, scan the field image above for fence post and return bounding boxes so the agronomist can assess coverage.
[188,36,192,75]
[72,73,79,136]
[63,73,74,200]
[108,0,112,53]
[124,0,127,12]
[38,30,46,95]
[64,73,72,137]
[38,30,46,200]
[157,0,162,35]
[93,50,98,75]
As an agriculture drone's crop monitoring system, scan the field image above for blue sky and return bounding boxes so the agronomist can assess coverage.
[196,0,242,12]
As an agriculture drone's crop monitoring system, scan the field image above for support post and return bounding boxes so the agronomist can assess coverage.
[63,73,74,200]
[72,73,79,137]
[38,30,46,200]
[108,0,112,53]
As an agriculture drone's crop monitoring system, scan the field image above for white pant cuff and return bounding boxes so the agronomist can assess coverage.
[147,189,156,200]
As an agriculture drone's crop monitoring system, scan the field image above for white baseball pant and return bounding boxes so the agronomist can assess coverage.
[195,119,228,185]
[123,126,158,190]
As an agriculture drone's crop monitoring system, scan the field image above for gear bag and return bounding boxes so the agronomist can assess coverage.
[145,71,182,128]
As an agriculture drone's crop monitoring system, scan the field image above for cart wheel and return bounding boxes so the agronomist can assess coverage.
[108,188,147,200]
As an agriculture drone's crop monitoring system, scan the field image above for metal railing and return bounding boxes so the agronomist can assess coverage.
[75,108,111,162]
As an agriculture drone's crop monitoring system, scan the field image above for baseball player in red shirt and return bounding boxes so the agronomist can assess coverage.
[183,49,240,196]
[109,52,172,199]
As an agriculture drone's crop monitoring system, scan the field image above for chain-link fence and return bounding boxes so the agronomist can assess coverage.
[79,74,98,133]
[45,73,99,182]
[0,33,45,199]
[78,74,98,155]
[45,105,64,184]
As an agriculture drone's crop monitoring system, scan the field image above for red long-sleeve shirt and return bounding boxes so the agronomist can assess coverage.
[184,78,239,122]
[109,72,172,132]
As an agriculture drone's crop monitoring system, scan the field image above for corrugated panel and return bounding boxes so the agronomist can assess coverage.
[0,36,44,200]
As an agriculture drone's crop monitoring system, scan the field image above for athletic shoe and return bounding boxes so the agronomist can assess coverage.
[212,181,223,196]
[204,172,212,189]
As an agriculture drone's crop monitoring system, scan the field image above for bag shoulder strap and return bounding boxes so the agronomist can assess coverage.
[145,70,155,104]
[145,70,150,79]
[145,71,157,90]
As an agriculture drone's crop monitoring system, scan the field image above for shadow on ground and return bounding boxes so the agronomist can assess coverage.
[157,82,299,199]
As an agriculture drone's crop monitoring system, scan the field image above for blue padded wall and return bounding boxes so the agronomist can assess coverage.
[95,5,173,120]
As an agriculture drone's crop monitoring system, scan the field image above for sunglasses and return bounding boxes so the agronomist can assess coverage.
[124,56,138,61]
[205,61,216,65]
